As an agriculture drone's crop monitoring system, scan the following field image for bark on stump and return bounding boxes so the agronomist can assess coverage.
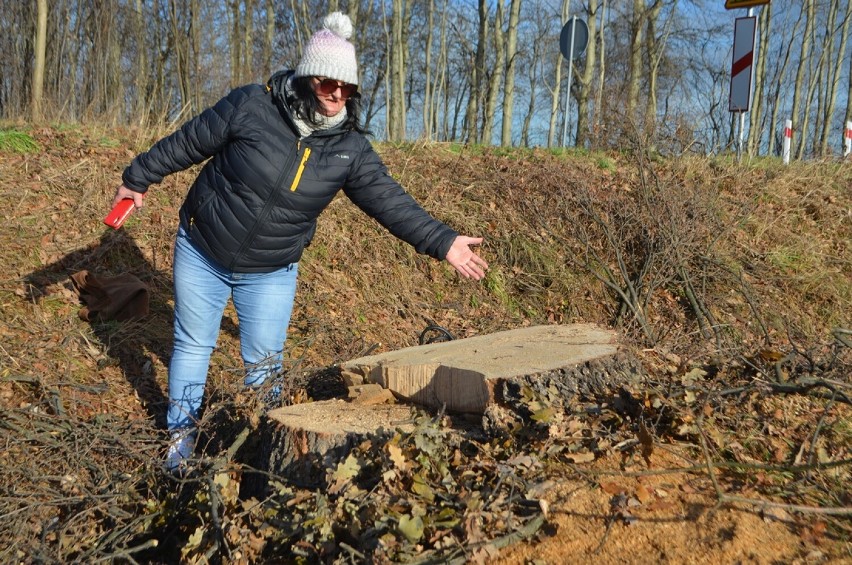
[259,399,415,489]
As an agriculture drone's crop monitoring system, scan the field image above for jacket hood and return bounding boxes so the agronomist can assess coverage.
[267,70,295,107]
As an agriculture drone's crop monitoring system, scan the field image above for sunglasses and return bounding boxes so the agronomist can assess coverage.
[313,77,358,99]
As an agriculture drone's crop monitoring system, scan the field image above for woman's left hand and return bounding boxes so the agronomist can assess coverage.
[445,236,489,280]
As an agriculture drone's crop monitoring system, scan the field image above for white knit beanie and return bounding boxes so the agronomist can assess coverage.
[294,12,359,86]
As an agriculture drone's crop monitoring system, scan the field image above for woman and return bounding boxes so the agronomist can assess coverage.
[112,12,488,472]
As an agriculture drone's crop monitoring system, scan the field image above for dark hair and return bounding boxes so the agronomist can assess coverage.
[291,76,369,134]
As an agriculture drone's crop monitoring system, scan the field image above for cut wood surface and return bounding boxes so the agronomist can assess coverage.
[339,324,634,414]
[261,400,416,488]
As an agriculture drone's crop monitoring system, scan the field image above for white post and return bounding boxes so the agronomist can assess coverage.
[782,119,792,164]
[845,120,852,158]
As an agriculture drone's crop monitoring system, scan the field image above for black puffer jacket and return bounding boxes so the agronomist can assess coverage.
[122,71,458,273]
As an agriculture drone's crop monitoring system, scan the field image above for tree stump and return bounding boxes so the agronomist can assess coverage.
[252,325,644,490]
[259,399,416,489]
[339,324,644,432]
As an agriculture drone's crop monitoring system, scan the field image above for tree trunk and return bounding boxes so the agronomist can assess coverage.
[388,0,407,141]
[626,0,645,125]
[32,0,48,122]
[131,0,151,124]
[500,0,522,147]
[767,2,800,157]
[575,0,598,149]
[481,0,504,145]
[230,0,242,88]
[243,0,256,83]
[547,0,569,147]
[747,4,771,157]
[811,0,835,156]
[422,0,436,140]
[791,0,814,160]
[642,0,664,138]
[465,0,488,143]
[846,24,852,145]
[818,0,850,156]
[594,0,608,143]
[436,0,450,140]
[263,0,274,78]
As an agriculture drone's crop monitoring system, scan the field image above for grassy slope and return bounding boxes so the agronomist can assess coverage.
[0,125,850,561]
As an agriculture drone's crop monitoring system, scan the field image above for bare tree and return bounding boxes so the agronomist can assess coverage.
[422,0,437,140]
[230,0,243,88]
[594,0,608,139]
[130,0,151,124]
[816,0,851,156]
[747,4,771,157]
[791,0,815,159]
[481,0,505,144]
[642,0,667,136]
[547,0,569,147]
[244,0,256,83]
[500,0,522,146]
[387,0,409,141]
[262,0,274,78]
[433,0,451,140]
[846,23,852,144]
[32,0,47,121]
[465,0,489,143]
[766,3,801,157]
[626,0,646,123]
[575,0,598,149]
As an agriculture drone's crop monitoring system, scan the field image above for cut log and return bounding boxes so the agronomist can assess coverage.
[339,324,644,431]
[259,399,416,488]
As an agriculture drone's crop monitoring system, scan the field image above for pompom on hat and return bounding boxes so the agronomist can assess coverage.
[294,12,359,86]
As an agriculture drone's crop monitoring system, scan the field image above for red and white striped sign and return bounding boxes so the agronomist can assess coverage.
[845,121,852,157]
[729,16,756,112]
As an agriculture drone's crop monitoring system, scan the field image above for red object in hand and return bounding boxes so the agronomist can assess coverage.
[103,198,137,229]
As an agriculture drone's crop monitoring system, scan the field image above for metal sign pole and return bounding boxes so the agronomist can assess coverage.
[561,17,577,148]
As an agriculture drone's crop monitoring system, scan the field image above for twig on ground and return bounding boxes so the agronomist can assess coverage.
[91,539,158,564]
[720,496,852,516]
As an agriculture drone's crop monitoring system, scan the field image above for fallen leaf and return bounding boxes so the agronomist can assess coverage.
[387,443,408,471]
[600,481,624,495]
[397,514,424,543]
[646,499,676,512]
[566,451,595,463]
[635,484,652,504]
[638,421,654,465]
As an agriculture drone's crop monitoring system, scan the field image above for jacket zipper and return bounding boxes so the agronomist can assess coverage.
[290,147,311,191]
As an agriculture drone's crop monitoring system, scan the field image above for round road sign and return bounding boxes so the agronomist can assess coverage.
[560,17,589,60]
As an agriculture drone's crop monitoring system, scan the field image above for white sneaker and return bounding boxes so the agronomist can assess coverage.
[165,428,197,474]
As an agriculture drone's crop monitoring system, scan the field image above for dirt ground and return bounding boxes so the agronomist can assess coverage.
[494,448,844,564]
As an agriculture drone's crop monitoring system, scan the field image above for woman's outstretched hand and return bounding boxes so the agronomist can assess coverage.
[445,236,488,280]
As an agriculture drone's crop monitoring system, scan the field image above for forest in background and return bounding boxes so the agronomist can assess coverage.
[3,0,852,157]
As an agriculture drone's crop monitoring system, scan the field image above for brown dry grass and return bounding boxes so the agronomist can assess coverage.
[0,124,850,563]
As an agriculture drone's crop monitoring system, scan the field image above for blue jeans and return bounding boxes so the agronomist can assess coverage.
[167,226,298,430]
